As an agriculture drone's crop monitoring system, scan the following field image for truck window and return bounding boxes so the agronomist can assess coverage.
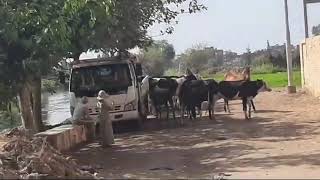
[70,64,132,97]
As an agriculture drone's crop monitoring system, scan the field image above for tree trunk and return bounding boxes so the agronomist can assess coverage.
[32,77,43,132]
[18,83,34,131]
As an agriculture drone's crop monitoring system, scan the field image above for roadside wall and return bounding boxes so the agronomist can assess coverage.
[300,36,320,97]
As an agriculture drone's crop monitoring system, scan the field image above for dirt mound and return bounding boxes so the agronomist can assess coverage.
[0,128,97,179]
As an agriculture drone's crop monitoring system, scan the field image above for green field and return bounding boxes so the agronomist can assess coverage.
[207,71,301,88]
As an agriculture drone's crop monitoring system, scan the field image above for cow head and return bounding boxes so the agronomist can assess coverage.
[256,79,272,92]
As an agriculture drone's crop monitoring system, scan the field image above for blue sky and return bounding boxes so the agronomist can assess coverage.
[149,0,320,54]
[81,0,320,59]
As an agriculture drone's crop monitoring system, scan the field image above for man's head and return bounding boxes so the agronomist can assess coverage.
[97,90,109,102]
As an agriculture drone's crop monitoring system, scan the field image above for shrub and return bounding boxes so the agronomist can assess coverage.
[252,63,284,74]
[164,68,179,76]
[42,79,59,93]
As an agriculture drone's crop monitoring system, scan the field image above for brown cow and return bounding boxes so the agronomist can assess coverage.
[223,66,256,113]
[224,66,250,81]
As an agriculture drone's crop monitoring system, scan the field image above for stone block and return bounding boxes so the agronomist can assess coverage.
[35,125,87,151]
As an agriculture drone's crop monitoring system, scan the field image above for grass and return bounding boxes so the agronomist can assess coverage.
[207,71,301,88]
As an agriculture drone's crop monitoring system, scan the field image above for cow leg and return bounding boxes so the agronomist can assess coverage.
[251,100,256,112]
[166,102,170,120]
[242,98,249,120]
[158,105,162,120]
[209,95,219,121]
[247,97,253,119]
[180,105,184,125]
[198,105,202,118]
[191,106,197,120]
[180,104,185,118]
[223,99,228,113]
[169,99,176,120]
[226,100,231,113]
[209,102,215,120]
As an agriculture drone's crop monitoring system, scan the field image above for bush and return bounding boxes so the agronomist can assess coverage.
[0,110,21,131]
[252,63,284,74]
[42,79,59,93]
[164,68,179,76]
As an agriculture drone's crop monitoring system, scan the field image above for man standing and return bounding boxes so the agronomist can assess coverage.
[97,90,115,147]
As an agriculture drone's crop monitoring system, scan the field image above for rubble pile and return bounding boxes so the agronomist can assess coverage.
[0,128,97,179]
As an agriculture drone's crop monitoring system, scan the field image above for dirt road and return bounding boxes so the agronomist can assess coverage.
[72,89,320,179]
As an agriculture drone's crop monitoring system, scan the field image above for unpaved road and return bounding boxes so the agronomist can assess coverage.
[72,89,320,179]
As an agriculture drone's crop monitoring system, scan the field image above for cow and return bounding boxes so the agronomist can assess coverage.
[170,68,198,109]
[214,79,272,120]
[223,66,256,113]
[179,79,219,124]
[149,77,178,120]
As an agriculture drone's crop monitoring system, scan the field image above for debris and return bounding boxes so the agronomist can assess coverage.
[3,126,32,138]
[0,128,97,179]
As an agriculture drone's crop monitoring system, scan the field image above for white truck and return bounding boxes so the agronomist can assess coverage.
[69,56,149,126]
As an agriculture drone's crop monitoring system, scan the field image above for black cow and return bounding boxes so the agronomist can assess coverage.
[149,77,178,120]
[179,79,219,122]
[215,79,271,120]
[224,99,256,113]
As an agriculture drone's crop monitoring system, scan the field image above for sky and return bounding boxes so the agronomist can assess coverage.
[81,0,320,59]
[149,0,320,54]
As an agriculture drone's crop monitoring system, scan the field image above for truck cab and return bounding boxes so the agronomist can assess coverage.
[69,56,149,125]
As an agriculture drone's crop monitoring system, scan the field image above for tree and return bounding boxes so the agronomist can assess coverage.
[139,40,176,76]
[0,0,206,132]
[63,0,206,62]
[242,47,252,66]
[0,0,70,132]
[178,45,216,72]
[312,24,320,36]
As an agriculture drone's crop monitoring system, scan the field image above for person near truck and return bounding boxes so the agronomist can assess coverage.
[97,90,115,147]
[71,96,95,140]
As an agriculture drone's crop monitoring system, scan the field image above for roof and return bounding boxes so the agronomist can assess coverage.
[72,57,130,69]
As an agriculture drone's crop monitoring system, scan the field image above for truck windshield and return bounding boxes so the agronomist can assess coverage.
[70,64,132,97]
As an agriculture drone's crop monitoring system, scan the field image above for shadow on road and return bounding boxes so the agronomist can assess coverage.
[70,95,320,178]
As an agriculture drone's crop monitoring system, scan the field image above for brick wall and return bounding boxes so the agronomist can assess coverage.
[300,36,320,97]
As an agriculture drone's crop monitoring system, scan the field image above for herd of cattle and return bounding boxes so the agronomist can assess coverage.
[147,68,272,124]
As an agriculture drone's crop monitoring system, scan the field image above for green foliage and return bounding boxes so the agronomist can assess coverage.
[42,79,60,94]
[164,68,179,76]
[207,71,301,88]
[178,46,218,73]
[241,47,252,66]
[312,24,320,36]
[0,0,206,130]
[140,40,176,76]
[252,71,301,88]
[0,110,21,131]
[252,55,272,67]
[252,63,284,74]
[62,0,206,58]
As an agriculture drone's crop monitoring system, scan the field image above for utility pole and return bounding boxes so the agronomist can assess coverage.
[303,0,309,38]
[284,0,296,93]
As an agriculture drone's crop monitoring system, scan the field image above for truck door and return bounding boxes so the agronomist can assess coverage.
[140,75,149,100]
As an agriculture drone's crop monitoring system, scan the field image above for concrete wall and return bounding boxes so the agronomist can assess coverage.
[300,36,320,97]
